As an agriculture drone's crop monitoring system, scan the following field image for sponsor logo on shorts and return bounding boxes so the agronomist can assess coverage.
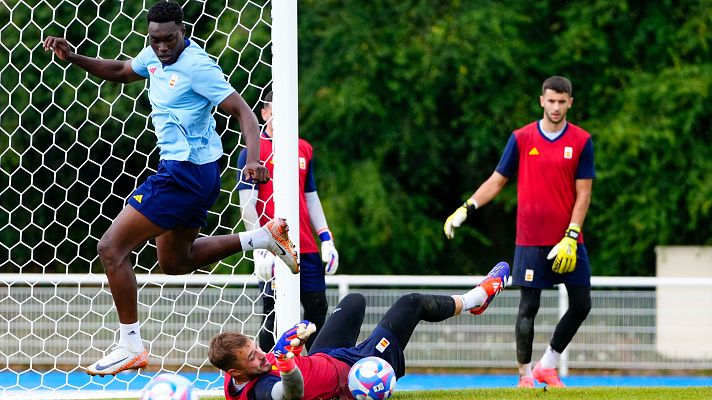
[525,269,534,282]
[376,337,390,353]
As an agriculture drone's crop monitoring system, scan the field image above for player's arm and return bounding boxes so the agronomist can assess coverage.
[570,178,592,227]
[444,171,509,239]
[304,157,339,274]
[43,37,143,84]
[219,93,269,184]
[269,321,317,400]
[548,178,593,273]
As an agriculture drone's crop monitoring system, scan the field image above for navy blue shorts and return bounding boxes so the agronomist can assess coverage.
[260,252,325,295]
[322,326,406,378]
[127,160,221,230]
[512,244,591,289]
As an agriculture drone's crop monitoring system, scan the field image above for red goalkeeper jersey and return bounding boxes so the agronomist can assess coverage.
[495,121,595,246]
[223,352,353,400]
[237,132,320,253]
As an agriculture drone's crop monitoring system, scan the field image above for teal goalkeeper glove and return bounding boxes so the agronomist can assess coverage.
[444,199,477,239]
[547,224,581,274]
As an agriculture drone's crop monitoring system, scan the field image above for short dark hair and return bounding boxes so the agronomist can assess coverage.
[208,332,251,372]
[147,0,183,25]
[542,76,572,96]
[262,90,273,107]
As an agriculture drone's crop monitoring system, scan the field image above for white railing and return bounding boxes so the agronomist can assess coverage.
[1,274,712,377]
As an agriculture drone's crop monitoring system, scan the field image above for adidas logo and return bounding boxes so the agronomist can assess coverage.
[133,194,143,204]
[528,148,540,156]
[248,239,253,248]
[128,330,137,336]
[149,67,157,74]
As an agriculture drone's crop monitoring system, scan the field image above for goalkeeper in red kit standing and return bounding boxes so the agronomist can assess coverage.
[444,76,595,388]
[237,90,339,351]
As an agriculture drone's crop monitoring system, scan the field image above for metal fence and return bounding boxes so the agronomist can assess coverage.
[1,274,711,375]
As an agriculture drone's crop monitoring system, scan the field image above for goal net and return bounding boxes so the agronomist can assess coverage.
[0,0,277,396]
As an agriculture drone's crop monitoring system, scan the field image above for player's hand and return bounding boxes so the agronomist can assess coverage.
[244,162,270,184]
[444,199,477,239]
[547,224,581,274]
[43,36,73,61]
[253,249,275,281]
[274,320,316,372]
[318,230,339,275]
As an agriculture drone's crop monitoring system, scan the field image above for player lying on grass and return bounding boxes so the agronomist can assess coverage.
[43,0,299,376]
[208,262,510,400]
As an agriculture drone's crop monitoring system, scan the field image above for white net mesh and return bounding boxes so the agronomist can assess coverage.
[0,0,272,395]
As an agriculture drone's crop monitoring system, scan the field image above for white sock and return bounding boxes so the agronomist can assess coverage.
[459,287,488,311]
[518,363,532,377]
[540,346,561,369]
[119,322,144,353]
[238,228,270,251]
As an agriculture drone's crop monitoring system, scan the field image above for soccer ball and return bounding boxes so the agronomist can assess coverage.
[140,373,199,400]
[348,356,397,400]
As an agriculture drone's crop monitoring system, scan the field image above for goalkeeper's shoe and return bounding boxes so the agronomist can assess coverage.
[469,261,510,315]
[532,362,565,387]
[264,218,299,274]
[84,346,148,376]
[517,375,535,388]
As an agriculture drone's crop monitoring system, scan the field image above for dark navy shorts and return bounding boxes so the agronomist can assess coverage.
[261,252,325,295]
[512,244,591,289]
[127,160,221,230]
[322,326,406,378]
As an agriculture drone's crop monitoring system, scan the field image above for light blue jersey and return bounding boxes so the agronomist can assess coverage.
[131,39,234,164]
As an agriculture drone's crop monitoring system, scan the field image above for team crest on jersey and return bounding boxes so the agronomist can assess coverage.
[299,157,306,169]
[528,148,539,156]
[375,338,390,353]
[564,146,573,159]
[168,73,179,88]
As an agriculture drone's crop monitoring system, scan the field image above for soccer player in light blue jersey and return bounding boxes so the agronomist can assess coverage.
[43,0,299,376]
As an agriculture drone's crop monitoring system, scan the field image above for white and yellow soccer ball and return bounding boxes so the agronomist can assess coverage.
[140,373,199,400]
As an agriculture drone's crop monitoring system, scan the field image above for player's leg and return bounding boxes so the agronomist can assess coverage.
[515,286,541,386]
[512,245,550,387]
[309,293,366,353]
[257,282,277,352]
[145,160,295,274]
[549,286,592,353]
[533,284,591,386]
[380,261,510,349]
[533,245,592,387]
[298,252,329,350]
[87,204,164,376]
[301,290,328,350]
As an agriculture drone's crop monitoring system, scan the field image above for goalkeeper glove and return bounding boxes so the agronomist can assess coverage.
[319,230,339,275]
[444,198,477,239]
[273,320,316,372]
[547,224,581,274]
[253,249,275,281]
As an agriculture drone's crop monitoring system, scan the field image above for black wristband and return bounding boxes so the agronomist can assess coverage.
[463,199,477,214]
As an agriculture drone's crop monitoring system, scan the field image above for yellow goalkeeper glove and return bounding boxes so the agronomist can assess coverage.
[444,199,477,239]
[547,224,581,274]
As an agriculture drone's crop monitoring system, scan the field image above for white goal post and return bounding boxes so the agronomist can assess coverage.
[0,0,300,396]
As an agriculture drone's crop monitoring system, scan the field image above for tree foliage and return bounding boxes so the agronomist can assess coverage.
[1,0,710,276]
